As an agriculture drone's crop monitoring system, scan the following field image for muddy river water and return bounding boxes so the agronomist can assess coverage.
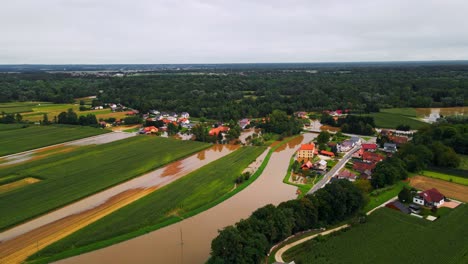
[58,133,316,264]
[0,144,240,263]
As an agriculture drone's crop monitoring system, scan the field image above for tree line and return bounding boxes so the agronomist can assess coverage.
[1,64,467,121]
[208,180,365,263]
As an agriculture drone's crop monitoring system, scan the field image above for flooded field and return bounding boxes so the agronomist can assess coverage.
[416,107,467,123]
[0,145,238,263]
[58,133,316,264]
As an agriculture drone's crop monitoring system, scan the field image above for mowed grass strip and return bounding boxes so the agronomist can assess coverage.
[29,146,266,261]
[0,136,210,230]
[364,111,428,129]
[0,125,110,156]
[283,205,468,264]
[422,170,468,186]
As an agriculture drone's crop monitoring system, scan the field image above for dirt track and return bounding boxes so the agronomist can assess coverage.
[410,176,468,202]
[0,187,157,264]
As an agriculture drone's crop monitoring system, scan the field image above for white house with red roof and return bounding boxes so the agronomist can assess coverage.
[362,143,377,152]
[413,188,445,207]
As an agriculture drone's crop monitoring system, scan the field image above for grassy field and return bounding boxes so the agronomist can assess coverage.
[364,108,428,130]
[0,125,110,156]
[421,170,468,186]
[283,205,468,264]
[29,146,266,262]
[0,136,210,231]
[363,180,408,212]
[0,101,128,122]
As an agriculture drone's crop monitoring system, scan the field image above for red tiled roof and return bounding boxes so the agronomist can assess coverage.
[420,188,444,203]
[337,169,357,179]
[209,126,230,136]
[299,143,315,151]
[362,151,384,163]
[353,161,376,172]
[320,150,335,157]
[362,143,377,150]
[301,161,313,169]
[390,135,409,145]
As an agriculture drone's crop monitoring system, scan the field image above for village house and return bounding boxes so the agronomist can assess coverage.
[296,111,308,119]
[301,160,313,170]
[362,143,377,152]
[139,126,158,134]
[209,126,230,136]
[384,143,398,153]
[238,118,250,129]
[297,143,315,159]
[362,151,384,163]
[180,112,190,118]
[336,169,357,181]
[320,150,335,157]
[315,160,327,170]
[353,161,376,175]
[338,140,354,152]
[413,188,445,207]
[390,135,409,146]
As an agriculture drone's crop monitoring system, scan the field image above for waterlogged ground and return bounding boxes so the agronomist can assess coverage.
[58,133,317,264]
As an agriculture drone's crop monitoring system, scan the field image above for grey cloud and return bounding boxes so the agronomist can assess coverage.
[1,0,467,63]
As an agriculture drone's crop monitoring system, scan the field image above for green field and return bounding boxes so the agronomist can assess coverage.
[0,102,46,114]
[0,136,210,230]
[365,108,428,130]
[422,170,468,186]
[363,180,408,212]
[284,205,468,264]
[0,124,109,156]
[29,146,266,262]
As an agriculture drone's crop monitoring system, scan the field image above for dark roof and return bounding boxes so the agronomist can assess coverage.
[362,151,384,163]
[386,201,410,214]
[353,161,376,172]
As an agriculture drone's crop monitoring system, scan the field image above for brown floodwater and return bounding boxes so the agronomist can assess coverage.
[415,106,467,117]
[0,144,238,245]
[57,133,317,264]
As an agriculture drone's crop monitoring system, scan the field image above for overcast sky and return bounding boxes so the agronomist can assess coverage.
[1,0,468,64]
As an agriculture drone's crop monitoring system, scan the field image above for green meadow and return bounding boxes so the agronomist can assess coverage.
[365,108,428,130]
[0,136,209,230]
[284,205,468,264]
[0,124,109,156]
[29,146,266,263]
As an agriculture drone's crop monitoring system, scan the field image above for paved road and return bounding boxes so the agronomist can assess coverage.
[307,145,361,194]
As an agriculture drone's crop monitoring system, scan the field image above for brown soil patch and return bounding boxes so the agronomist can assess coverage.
[110,124,141,132]
[410,176,468,202]
[0,177,41,194]
[0,186,158,264]
[415,107,467,117]
[320,125,341,132]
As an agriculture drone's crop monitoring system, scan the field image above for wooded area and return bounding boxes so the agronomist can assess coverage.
[1,64,467,121]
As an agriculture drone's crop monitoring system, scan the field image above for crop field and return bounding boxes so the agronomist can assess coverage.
[0,102,128,122]
[0,136,210,231]
[421,170,468,186]
[410,176,468,202]
[29,146,266,262]
[0,125,109,156]
[365,108,428,129]
[283,205,468,264]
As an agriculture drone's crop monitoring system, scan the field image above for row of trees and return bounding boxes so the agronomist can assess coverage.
[321,114,375,135]
[209,180,365,263]
[0,112,22,124]
[1,65,467,121]
[57,109,98,126]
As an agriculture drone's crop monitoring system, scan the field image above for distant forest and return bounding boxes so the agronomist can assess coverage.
[0,64,467,120]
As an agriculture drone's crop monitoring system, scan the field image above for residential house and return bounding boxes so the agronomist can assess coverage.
[384,143,397,153]
[320,150,335,157]
[353,161,376,174]
[336,169,357,181]
[296,111,308,119]
[413,188,445,207]
[350,136,361,146]
[362,151,384,163]
[297,143,315,159]
[238,118,251,129]
[390,135,409,146]
[180,112,190,118]
[301,160,313,170]
[315,160,327,170]
[208,126,230,136]
[338,140,354,152]
[139,126,158,134]
[362,143,377,152]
